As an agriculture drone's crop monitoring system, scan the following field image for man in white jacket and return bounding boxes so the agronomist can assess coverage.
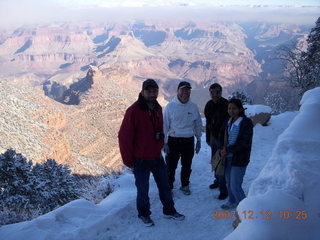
[163,81,202,195]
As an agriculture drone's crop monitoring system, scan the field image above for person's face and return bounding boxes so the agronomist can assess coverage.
[210,87,222,103]
[228,103,241,119]
[177,87,191,103]
[142,87,158,103]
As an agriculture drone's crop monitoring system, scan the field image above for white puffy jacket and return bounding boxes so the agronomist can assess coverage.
[164,96,202,143]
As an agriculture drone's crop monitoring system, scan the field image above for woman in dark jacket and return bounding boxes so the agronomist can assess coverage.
[219,98,253,210]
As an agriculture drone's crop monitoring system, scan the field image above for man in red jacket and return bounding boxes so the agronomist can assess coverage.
[118,79,185,227]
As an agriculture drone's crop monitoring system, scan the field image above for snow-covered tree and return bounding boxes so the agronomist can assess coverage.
[263,86,300,114]
[304,17,320,90]
[277,17,320,95]
[0,149,115,226]
[31,159,79,212]
[75,175,114,204]
[0,149,38,224]
[264,92,287,115]
[228,90,253,105]
[0,150,80,225]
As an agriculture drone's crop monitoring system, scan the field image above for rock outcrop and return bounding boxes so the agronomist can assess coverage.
[0,68,141,175]
[245,105,272,126]
[0,20,308,174]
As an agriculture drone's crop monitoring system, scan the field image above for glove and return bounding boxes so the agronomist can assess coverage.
[163,143,170,154]
[195,140,201,154]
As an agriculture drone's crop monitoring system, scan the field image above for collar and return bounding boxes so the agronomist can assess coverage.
[228,117,243,127]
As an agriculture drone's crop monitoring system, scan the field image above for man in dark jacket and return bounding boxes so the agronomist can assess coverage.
[204,83,229,199]
[118,79,185,227]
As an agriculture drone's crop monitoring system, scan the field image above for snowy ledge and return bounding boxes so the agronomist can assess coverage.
[226,87,320,240]
[244,105,272,117]
[245,104,272,126]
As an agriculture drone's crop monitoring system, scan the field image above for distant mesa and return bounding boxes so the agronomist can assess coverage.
[43,67,97,105]
[174,27,206,40]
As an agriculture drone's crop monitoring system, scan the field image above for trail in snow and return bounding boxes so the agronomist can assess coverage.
[93,112,297,240]
[0,112,297,240]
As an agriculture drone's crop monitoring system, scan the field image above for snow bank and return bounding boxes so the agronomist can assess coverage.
[0,173,137,240]
[226,87,320,240]
[244,104,272,117]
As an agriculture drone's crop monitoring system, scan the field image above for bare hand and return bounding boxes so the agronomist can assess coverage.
[220,147,227,157]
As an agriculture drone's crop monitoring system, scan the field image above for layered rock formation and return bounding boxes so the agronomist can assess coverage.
[0,20,309,174]
[0,21,263,93]
[0,68,140,175]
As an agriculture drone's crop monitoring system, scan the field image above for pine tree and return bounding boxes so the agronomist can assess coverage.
[264,92,287,114]
[0,149,38,224]
[305,17,320,90]
[0,150,80,225]
[228,90,253,105]
[0,149,36,208]
[0,149,114,225]
[31,159,79,212]
[277,17,320,95]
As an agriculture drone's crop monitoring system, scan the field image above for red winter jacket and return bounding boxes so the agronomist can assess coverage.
[118,93,164,168]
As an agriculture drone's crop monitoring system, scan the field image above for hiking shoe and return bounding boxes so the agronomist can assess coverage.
[139,215,154,227]
[209,182,219,189]
[180,186,191,195]
[217,194,228,200]
[164,212,185,221]
[221,203,237,210]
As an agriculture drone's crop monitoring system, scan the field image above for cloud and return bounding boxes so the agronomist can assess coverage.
[0,0,318,29]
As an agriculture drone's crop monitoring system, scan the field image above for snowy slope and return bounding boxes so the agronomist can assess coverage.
[3,89,319,239]
[226,87,320,240]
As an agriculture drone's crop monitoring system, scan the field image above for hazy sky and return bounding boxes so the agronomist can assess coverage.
[0,0,319,28]
[54,0,320,7]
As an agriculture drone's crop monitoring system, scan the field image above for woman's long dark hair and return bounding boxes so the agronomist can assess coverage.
[228,98,246,117]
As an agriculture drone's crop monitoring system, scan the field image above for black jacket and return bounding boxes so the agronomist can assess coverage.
[204,97,229,143]
[219,116,253,167]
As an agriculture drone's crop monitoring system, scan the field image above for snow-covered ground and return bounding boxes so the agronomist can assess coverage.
[227,87,320,240]
[1,88,319,240]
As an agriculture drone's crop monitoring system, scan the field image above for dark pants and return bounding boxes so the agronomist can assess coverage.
[166,136,194,189]
[210,135,228,195]
[134,158,176,217]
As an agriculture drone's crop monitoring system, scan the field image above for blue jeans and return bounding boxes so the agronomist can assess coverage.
[210,136,228,195]
[134,158,176,217]
[224,157,247,205]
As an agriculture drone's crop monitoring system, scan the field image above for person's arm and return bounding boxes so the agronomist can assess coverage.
[194,105,203,142]
[194,106,202,154]
[118,107,135,168]
[219,120,228,156]
[204,102,211,145]
[223,101,230,122]
[163,104,171,143]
